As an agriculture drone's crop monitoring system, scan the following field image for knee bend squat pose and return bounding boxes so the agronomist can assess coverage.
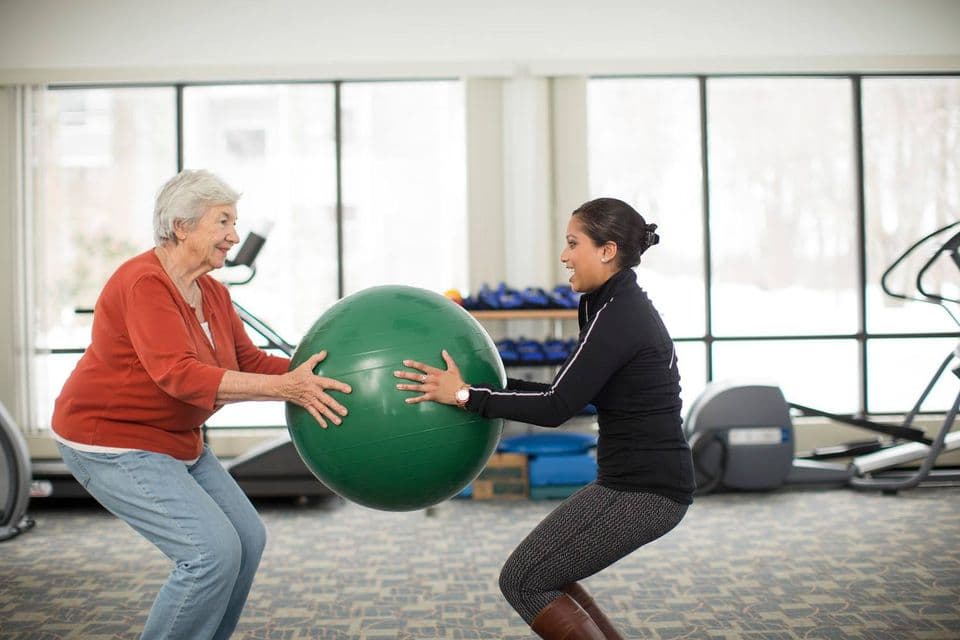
[396,197,694,639]
[51,170,351,640]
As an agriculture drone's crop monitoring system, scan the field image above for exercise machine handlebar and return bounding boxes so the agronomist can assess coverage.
[786,402,932,445]
[916,228,960,306]
[881,220,960,317]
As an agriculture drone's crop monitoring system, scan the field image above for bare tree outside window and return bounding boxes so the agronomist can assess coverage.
[863,77,960,334]
[863,77,960,413]
[708,77,858,337]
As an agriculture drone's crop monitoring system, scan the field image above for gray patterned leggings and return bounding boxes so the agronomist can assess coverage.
[498,482,689,624]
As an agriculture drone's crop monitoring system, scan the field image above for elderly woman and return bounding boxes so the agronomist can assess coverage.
[51,169,350,640]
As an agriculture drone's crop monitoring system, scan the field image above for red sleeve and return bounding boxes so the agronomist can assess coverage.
[227,302,291,375]
[125,275,227,410]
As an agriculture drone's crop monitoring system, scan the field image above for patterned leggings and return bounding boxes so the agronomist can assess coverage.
[498,482,688,624]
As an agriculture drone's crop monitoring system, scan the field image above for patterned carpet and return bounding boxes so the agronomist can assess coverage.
[1,486,959,639]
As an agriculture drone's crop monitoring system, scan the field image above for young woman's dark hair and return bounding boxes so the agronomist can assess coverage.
[571,197,659,269]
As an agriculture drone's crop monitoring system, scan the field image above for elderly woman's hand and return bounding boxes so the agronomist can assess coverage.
[280,351,351,428]
[394,349,465,406]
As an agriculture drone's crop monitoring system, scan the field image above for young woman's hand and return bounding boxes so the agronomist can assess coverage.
[394,350,464,405]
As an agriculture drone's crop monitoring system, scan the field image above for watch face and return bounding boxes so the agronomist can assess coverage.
[456,388,469,403]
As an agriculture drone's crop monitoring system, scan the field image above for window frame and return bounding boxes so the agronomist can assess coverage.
[24,72,960,429]
[587,72,960,416]
[29,77,466,432]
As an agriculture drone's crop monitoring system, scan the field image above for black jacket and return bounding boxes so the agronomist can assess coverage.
[466,268,694,504]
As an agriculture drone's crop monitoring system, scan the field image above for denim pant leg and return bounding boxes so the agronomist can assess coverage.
[57,444,256,640]
[187,447,267,640]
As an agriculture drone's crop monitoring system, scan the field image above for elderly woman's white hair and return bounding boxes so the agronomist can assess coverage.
[153,170,240,246]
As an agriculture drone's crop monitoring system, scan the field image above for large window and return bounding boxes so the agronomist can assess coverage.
[863,77,960,335]
[712,340,860,411]
[183,84,339,342]
[862,77,960,414]
[587,74,960,415]
[340,81,467,295]
[587,78,705,340]
[182,84,338,428]
[30,87,177,427]
[23,74,960,430]
[587,77,706,410]
[707,78,859,413]
[28,80,466,430]
[708,78,858,337]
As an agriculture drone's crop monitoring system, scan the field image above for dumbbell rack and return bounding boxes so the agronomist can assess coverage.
[470,309,577,343]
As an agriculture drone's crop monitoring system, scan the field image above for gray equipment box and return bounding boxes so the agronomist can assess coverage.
[684,381,795,491]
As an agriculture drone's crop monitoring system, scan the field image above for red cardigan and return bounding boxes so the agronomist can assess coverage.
[52,250,290,460]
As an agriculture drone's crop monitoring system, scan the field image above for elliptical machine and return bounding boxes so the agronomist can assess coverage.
[685,222,960,495]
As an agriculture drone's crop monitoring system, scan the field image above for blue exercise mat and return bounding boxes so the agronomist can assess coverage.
[498,432,597,456]
[529,453,597,486]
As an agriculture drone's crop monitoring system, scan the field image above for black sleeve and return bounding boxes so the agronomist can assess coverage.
[465,301,634,427]
[505,378,551,393]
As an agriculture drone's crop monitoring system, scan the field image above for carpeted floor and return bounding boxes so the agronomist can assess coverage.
[1,486,959,639]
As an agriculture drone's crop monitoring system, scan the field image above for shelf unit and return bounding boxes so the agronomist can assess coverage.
[469,308,595,431]
[469,308,577,344]
[469,309,577,320]
[469,308,578,369]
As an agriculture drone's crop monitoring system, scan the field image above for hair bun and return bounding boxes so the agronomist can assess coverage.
[644,223,660,247]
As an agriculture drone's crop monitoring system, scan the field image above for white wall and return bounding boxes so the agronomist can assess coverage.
[1,0,959,83]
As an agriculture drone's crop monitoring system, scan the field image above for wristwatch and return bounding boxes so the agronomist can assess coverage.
[454,385,471,409]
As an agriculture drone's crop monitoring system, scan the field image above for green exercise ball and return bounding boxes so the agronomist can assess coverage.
[285,285,506,511]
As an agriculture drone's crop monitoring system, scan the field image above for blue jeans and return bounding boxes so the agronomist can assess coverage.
[57,443,266,640]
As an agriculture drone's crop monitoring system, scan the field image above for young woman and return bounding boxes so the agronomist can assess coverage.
[396,197,694,639]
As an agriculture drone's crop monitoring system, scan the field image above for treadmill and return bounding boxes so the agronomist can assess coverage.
[218,230,332,500]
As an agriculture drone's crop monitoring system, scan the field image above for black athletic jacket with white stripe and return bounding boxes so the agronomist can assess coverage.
[464,268,695,505]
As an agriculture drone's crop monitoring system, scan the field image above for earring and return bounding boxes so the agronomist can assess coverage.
[601,258,608,263]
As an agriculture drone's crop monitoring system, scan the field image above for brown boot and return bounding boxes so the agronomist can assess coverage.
[563,582,626,640]
[531,593,607,639]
